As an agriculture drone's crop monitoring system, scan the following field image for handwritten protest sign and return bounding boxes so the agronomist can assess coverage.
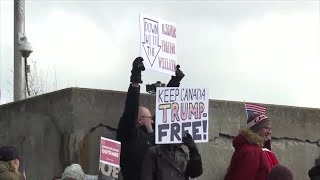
[139,13,177,76]
[155,87,209,144]
[100,137,121,168]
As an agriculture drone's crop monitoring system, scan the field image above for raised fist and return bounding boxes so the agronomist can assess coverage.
[130,57,145,84]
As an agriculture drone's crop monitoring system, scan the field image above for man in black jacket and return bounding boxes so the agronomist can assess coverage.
[116,57,185,180]
[141,133,203,180]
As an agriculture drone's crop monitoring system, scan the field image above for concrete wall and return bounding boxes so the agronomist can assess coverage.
[0,87,319,180]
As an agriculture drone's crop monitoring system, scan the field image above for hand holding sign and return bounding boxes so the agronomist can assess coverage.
[182,133,197,152]
[167,65,185,87]
[183,133,201,160]
[175,65,185,79]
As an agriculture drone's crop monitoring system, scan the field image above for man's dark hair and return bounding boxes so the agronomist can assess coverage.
[268,165,293,180]
[52,176,61,180]
[315,157,320,166]
[309,157,320,180]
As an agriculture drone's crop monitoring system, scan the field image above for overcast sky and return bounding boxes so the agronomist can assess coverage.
[1,0,320,108]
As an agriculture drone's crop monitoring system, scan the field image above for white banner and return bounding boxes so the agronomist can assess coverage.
[139,13,177,75]
[155,87,209,144]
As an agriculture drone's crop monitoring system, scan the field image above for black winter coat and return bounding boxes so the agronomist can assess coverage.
[116,84,155,180]
[140,145,203,180]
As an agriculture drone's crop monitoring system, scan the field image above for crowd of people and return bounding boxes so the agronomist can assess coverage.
[115,57,320,180]
[116,57,203,180]
[0,57,320,180]
[0,148,96,180]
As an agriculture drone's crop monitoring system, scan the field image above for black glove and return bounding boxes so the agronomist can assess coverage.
[174,65,185,81]
[167,65,185,87]
[172,65,185,82]
[182,133,198,155]
[130,57,145,83]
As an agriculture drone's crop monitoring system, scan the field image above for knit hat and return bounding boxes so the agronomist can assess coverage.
[309,157,320,179]
[62,164,86,180]
[245,102,269,129]
[250,117,271,133]
[0,146,19,162]
[268,164,293,180]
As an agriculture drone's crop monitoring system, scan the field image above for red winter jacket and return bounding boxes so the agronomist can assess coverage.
[224,129,278,180]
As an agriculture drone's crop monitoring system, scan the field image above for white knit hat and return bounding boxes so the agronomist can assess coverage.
[62,164,86,180]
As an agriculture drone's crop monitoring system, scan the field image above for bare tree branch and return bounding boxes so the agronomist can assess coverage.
[5,59,58,100]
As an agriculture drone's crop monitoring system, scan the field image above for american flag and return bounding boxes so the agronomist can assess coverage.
[245,102,267,117]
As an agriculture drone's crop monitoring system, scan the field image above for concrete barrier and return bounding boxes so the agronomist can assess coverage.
[0,87,319,180]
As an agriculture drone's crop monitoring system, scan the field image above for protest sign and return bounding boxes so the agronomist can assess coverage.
[100,137,121,168]
[99,163,120,179]
[155,87,209,144]
[139,13,177,76]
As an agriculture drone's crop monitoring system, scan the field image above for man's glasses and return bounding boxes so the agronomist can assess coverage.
[140,116,153,119]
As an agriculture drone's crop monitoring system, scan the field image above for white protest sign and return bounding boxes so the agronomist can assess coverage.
[155,87,209,144]
[139,13,177,76]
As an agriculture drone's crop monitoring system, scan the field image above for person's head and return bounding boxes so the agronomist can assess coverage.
[268,164,293,180]
[137,106,154,133]
[309,157,320,180]
[0,146,20,174]
[52,176,62,180]
[316,157,320,166]
[61,164,86,180]
[248,114,272,142]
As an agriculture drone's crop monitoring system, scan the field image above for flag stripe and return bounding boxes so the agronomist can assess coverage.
[245,102,266,114]
[246,106,266,112]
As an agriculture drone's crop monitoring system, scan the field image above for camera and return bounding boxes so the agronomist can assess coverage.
[18,35,33,59]
[146,81,166,94]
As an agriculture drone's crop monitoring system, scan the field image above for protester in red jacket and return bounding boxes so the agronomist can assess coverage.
[224,103,279,180]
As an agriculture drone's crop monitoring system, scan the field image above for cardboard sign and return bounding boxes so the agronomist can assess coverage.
[155,87,209,144]
[139,13,177,75]
[100,137,121,168]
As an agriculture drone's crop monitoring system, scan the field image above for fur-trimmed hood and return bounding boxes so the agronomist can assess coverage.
[233,129,265,150]
[0,161,19,180]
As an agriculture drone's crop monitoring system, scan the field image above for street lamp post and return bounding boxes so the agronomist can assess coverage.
[14,0,25,101]
[14,0,32,100]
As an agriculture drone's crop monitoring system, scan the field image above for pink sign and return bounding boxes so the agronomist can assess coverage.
[100,137,121,168]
